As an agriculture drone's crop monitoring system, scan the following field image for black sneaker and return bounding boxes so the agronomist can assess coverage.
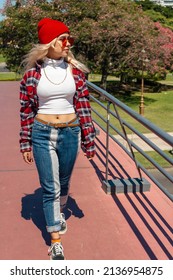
[48,242,64,260]
[59,213,67,234]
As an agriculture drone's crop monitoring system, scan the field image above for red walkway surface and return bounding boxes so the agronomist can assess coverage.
[0,81,172,260]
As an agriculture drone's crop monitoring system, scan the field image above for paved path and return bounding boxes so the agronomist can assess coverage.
[0,81,172,260]
[114,133,173,152]
[149,168,173,195]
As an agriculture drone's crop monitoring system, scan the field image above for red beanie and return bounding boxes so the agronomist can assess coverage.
[38,18,70,44]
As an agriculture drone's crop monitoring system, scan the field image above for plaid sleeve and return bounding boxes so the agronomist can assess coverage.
[73,70,96,157]
[19,74,36,153]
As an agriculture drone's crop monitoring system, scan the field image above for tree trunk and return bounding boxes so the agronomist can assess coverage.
[101,72,108,90]
[120,73,127,84]
[101,64,108,90]
[99,62,108,101]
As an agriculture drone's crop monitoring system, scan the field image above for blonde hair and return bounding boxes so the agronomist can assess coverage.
[22,38,90,73]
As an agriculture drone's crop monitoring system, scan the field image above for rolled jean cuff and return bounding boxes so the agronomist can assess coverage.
[46,224,61,233]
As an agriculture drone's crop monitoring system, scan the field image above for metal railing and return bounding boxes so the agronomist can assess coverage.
[87,80,173,202]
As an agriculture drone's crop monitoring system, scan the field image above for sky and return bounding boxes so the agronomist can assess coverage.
[0,0,5,21]
[0,0,5,10]
[0,0,15,20]
[0,0,4,6]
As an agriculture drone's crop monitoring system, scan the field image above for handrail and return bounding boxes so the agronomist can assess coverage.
[86,80,173,202]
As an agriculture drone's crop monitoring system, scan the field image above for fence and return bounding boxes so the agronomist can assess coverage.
[87,80,173,202]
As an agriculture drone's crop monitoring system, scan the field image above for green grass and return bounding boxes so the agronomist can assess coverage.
[0,54,21,80]
[0,72,21,81]
[91,95,173,168]
[88,74,173,169]
[121,91,173,132]
[89,73,119,82]
[134,150,172,169]
[88,74,173,133]
[160,73,173,84]
[90,91,173,134]
[0,54,5,63]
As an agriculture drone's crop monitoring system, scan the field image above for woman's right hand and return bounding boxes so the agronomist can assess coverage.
[22,151,34,164]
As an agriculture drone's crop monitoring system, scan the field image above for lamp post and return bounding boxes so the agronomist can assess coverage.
[139,49,149,116]
[139,49,145,116]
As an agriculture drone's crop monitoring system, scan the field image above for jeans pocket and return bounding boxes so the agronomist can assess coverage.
[32,121,49,131]
[68,125,81,136]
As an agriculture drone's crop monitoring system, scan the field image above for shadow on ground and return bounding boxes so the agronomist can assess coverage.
[21,188,84,246]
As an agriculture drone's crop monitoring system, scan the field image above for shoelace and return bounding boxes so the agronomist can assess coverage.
[48,242,63,256]
[60,213,66,227]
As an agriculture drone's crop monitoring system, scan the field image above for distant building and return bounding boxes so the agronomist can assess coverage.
[147,0,173,7]
[135,1,173,7]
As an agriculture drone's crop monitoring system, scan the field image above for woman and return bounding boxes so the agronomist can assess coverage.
[19,18,96,260]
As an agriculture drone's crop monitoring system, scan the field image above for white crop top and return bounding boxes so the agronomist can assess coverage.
[37,58,76,114]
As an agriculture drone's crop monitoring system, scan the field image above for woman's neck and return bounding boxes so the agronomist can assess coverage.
[46,55,62,60]
[44,57,64,67]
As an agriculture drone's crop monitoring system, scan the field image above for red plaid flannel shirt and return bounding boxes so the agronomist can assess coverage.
[19,63,96,157]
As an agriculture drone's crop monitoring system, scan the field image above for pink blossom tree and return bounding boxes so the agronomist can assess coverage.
[1,0,173,86]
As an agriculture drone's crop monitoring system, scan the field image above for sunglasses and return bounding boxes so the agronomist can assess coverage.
[57,36,75,47]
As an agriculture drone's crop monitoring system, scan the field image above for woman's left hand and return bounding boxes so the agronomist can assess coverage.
[22,151,34,164]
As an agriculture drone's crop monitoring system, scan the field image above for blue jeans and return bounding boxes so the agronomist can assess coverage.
[32,119,81,233]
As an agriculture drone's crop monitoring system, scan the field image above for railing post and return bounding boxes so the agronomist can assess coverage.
[113,104,143,181]
[87,80,173,200]
[105,101,111,182]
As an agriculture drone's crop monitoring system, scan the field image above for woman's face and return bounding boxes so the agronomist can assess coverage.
[47,33,74,59]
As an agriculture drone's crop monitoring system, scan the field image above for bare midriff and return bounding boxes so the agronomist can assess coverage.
[36,113,77,123]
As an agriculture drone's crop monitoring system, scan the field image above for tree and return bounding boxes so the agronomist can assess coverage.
[1,0,173,89]
[135,0,173,29]
[0,1,51,71]
[0,0,100,71]
[73,0,171,87]
[61,0,173,87]
[154,22,173,73]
